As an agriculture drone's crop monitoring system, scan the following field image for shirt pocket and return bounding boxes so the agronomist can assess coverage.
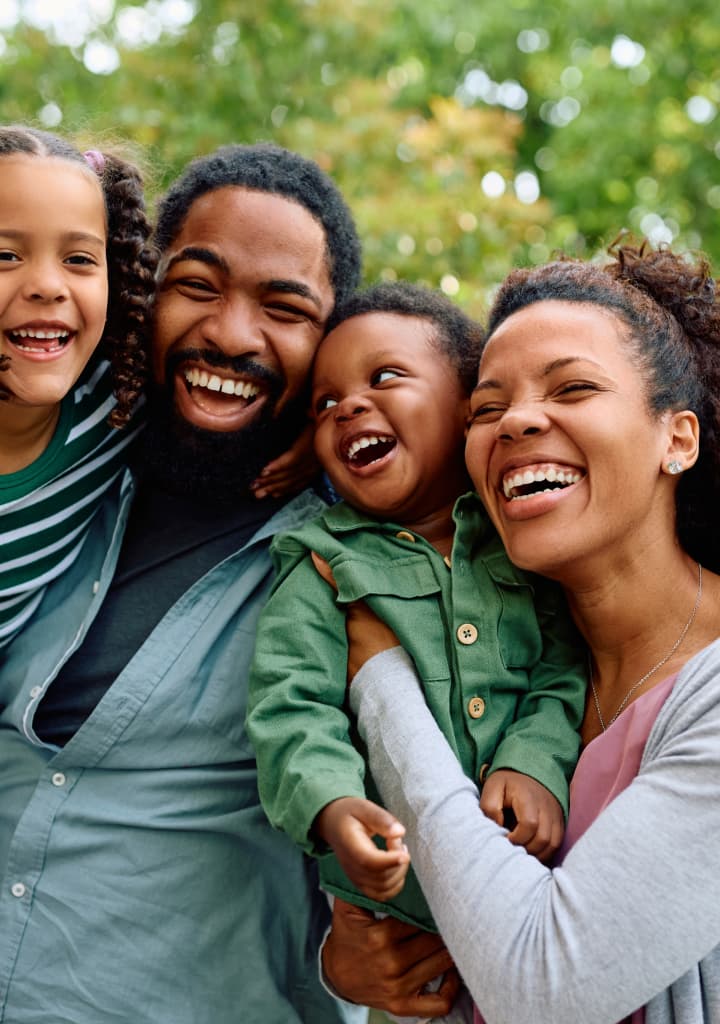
[484,552,542,670]
[334,554,451,684]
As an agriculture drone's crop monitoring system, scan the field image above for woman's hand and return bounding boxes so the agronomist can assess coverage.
[322,898,460,1017]
[310,553,401,680]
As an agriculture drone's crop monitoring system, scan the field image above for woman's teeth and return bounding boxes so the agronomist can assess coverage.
[503,467,582,500]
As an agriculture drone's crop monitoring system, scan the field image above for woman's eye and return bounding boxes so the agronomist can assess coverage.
[468,403,504,423]
[372,368,399,385]
[315,395,338,413]
[558,382,598,396]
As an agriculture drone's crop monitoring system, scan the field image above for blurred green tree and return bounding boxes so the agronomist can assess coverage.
[2,0,719,313]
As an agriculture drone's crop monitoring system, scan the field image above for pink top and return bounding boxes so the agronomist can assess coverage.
[473,673,678,1024]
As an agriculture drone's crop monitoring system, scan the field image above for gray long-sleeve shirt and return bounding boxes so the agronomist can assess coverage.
[351,642,720,1024]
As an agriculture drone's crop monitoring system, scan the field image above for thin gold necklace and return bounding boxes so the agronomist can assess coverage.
[589,562,703,732]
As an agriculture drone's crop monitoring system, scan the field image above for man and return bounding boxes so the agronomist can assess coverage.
[0,143,364,1024]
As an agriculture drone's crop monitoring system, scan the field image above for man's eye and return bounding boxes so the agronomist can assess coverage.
[372,368,399,385]
[315,395,338,413]
[267,303,309,321]
[176,278,217,296]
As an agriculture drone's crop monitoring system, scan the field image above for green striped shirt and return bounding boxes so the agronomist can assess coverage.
[0,358,143,646]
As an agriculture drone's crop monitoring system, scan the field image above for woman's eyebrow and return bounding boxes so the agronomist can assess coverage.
[473,356,605,393]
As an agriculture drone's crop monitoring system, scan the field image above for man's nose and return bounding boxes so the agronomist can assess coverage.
[202,298,267,357]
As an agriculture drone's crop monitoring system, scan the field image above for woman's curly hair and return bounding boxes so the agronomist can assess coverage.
[486,240,720,571]
[0,125,157,426]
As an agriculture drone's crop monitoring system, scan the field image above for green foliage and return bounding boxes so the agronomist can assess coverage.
[2,0,719,315]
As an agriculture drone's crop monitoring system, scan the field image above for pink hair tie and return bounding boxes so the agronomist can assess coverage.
[83,149,106,175]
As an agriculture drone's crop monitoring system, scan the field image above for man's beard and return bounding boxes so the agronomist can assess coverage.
[133,353,309,503]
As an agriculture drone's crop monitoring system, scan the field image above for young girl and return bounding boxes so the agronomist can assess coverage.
[247,283,586,951]
[0,125,156,646]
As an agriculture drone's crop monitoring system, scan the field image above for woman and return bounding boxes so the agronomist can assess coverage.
[322,243,720,1024]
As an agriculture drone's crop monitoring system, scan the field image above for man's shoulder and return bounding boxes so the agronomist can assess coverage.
[256,489,330,544]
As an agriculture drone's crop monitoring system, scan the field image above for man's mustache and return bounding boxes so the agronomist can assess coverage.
[164,348,284,397]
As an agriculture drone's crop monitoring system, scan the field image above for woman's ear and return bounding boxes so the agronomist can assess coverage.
[662,410,700,475]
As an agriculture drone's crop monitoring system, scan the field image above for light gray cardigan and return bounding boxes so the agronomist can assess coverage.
[351,640,720,1024]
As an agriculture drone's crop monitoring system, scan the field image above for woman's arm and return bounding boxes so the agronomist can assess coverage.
[350,645,720,1024]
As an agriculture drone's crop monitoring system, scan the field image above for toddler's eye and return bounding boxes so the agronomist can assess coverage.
[315,395,338,413]
[372,368,400,385]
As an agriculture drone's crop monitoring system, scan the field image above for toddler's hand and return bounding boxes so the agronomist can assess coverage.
[250,422,320,499]
[315,796,410,901]
[479,768,564,863]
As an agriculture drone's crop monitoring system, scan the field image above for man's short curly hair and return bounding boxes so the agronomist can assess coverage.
[154,143,361,308]
[325,281,484,395]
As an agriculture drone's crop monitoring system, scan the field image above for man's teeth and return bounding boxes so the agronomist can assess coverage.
[347,434,394,460]
[503,467,582,500]
[183,368,260,399]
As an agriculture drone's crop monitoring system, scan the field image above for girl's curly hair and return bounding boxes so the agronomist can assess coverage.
[486,240,720,571]
[0,125,157,426]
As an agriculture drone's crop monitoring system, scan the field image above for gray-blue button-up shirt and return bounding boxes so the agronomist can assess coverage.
[0,471,363,1024]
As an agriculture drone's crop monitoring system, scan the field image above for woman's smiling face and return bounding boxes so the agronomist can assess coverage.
[465,299,684,580]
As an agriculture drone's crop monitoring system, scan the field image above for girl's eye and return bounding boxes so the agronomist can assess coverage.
[315,395,338,413]
[65,254,98,266]
[0,250,20,262]
[372,368,399,385]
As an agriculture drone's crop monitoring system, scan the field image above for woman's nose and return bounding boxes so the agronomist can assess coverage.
[496,404,549,440]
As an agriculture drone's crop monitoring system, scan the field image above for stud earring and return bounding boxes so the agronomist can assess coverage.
[666,460,683,475]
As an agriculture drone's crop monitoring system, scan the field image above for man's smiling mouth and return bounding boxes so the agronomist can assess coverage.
[183,366,261,401]
[502,463,583,501]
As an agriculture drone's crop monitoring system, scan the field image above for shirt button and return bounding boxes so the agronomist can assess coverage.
[468,696,486,719]
[51,772,66,787]
[443,555,452,569]
[11,882,26,899]
[456,623,478,645]
[395,530,416,543]
[30,686,42,699]
[92,580,100,594]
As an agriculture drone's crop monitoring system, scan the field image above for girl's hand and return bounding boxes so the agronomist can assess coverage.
[250,422,320,499]
[310,553,401,681]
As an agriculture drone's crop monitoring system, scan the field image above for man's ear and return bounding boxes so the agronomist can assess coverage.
[662,409,700,475]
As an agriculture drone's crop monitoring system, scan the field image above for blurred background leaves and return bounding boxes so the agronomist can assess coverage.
[2,0,719,315]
